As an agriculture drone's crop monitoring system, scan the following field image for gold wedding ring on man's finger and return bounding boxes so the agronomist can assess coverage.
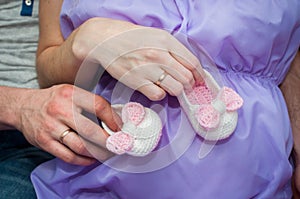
[59,129,74,144]
[155,71,168,86]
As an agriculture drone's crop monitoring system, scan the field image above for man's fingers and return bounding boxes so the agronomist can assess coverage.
[59,129,93,157]
[93,95,122,132]
[72,86,121,132]
[66,112,110,148]
[59,111,115,161]
[44,140,96,166]
[79,137,114,161]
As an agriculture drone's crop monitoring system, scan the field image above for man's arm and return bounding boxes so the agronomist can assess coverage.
[0,84,120,165]
[0,86,24,130]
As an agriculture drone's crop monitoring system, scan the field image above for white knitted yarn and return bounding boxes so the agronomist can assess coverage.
[178,70,241,141]
[103,103,163,156]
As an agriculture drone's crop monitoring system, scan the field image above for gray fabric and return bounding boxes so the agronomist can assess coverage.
[0,2,55,198]
[0,0,39,88]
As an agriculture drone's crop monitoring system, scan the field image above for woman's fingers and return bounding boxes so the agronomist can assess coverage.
[169,51,205,85]
[137,82,167,101]
[86,26,205,99]
[155,73,184,96]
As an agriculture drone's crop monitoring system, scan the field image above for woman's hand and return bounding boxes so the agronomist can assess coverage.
[10,84,120,165]
[37,1,205,100]
[71,18,205,101]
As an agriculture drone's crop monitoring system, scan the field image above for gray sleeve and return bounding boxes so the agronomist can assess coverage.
[0,0,40,88]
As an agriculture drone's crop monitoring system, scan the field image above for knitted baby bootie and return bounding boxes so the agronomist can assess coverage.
[178,70,243,141]
[103,102,162,156]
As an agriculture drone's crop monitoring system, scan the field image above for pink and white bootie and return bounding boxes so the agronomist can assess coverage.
[103,102,162,156]
[178,70,243,141]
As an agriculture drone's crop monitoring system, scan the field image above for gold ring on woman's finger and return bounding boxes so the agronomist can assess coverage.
[155,71,168,86]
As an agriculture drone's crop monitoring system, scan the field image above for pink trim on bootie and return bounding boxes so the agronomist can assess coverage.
[186,85,213,105]
[104,102,162,156]
[220,87,243,111]
[122,102,146,125]
[178,70,243,141]
[196,105,220,129]
[106,132,134,155]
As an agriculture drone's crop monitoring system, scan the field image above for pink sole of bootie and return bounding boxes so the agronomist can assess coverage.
[178,70,243,141]
[103,102,163,156]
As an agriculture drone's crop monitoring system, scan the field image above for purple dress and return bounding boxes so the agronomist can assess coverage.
[31,1,300,198]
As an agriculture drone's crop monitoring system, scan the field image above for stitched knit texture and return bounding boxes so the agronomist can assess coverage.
[30,1,299,197]
[186,85,213,105]
[106,132,134,155]
[105,102,162,156]
[178,70,243,141]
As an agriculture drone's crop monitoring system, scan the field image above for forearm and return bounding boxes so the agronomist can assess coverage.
[0,86,32,130]
[36,31,82,88]
[37,0,142,88]
[281,51,300,161]
[36,16,136,88]
[36,0,80,88]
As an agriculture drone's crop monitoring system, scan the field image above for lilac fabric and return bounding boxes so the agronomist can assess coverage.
[31,1,300,198]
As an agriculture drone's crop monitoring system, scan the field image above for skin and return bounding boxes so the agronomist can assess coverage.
[280,51,300,197]
[0,84,120,165]
[35,0,205,164]
[36,1,204,101]
[37,1,300,195]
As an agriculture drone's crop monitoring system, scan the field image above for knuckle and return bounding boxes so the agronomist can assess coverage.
[45,88,74,118]
[35,132,49,145]
[46,102,71,118]
[46,101,61,116]
[56,84,74,98]
[94,99,109,115]
[143,49,161,60]
[43,120,56,133]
